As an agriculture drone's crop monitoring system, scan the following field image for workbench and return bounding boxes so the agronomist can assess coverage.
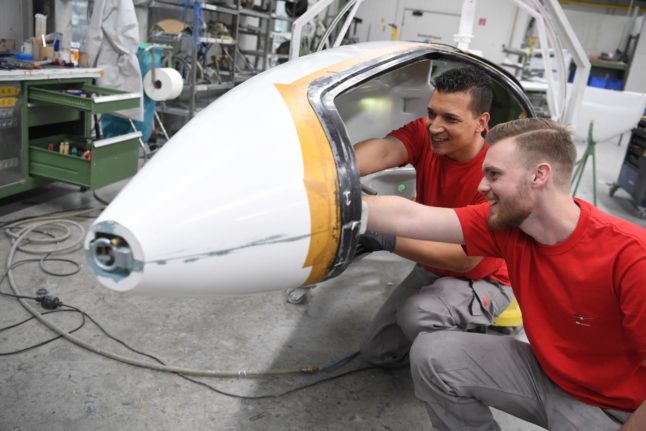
[0,68,141,199]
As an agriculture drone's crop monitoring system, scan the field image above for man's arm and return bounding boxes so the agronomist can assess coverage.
[357,232,481,272]
[354,136,409,176]
[356,136,476,272]
[364,195,464,245]
[620,397,646,431]
[395,238,482,272]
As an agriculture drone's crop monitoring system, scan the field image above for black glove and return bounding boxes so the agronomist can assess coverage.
[354,230,396,259]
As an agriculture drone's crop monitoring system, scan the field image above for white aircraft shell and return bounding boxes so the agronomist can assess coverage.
[84,41,535,296]
[85,42,423,295]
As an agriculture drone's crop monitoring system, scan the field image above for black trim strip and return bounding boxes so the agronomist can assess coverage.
[307,44,536,280]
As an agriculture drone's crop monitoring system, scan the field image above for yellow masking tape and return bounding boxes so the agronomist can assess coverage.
[276,44,418,285]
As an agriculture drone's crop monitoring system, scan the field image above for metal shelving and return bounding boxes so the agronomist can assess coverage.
[147,0,292,121]
[239,7,272,19]
[194,82,235,91]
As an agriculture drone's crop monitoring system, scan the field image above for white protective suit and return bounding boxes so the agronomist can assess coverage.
[85,0,144,121]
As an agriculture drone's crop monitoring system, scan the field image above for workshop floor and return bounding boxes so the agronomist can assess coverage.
[1,134,644,431]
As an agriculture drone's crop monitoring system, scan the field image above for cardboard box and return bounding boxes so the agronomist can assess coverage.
[40,46,54,59]
[30,36,42,60]
[79,51,89,67]
[0,38,16,51]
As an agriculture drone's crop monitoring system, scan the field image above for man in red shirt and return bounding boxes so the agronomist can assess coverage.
[364,118,646,430]
[354,66,513,367]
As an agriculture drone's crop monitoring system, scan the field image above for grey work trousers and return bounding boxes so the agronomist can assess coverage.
[410,331,631,431]
[360,264,514,367]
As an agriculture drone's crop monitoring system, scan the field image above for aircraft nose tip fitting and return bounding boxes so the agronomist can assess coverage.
[84,221,145,293]
[88,234,134,274]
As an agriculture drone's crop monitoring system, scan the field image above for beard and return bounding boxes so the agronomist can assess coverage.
[486,185,532,230]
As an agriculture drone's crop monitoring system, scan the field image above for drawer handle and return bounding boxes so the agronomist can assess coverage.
[93,131,142,148]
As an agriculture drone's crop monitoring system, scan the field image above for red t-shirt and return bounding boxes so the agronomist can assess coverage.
[390,118,509,284]
[455,199,646,411]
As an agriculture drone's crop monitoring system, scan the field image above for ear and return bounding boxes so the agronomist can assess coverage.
[476,112,490,134]
[531,163,551,188]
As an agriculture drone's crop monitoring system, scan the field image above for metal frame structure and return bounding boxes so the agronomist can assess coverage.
[289,0,590,127]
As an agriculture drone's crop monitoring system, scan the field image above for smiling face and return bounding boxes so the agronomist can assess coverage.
[479,137,534,230]
[425,90,489,162]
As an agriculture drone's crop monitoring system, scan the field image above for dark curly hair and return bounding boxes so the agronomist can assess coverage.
[432,66,494,116]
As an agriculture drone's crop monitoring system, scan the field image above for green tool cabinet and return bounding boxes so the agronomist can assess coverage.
[0,69,141,199]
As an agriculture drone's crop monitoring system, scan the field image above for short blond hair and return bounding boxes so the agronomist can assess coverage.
[486,118,576,189]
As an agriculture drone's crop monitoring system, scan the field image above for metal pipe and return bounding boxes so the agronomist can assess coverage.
[542,0,590,126]
[510,0,589,125]
[332,0,366,48]
[512,0,559,119]
[455,0,477,51]
[315,0,357,52]
[289,0,336,60]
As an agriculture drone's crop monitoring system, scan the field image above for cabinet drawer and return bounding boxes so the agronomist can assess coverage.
[28,84,140,114]
[617,162,639,195]
[29,132,140,189]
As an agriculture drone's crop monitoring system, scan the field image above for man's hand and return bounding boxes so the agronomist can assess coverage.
[354,230,396,259]
[620,399,646,430]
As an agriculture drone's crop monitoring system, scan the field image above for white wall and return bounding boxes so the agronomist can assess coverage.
[468,0,522,64]
[625,17,646,93]
[562,8,634,57]
[1,0,33,45]
[355,0,522,64]
[0,5,22,41]
[353,0,400,42]
[560,6,645,93]
[354,0,645,93]
[55,0,72,48]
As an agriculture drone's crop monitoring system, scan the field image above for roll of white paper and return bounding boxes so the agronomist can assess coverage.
[143,68,184,101]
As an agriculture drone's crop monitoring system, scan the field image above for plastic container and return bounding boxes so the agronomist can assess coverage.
[606,78,623,91]
[70,41,80,66]
[588,76,607,88]
[15,53,33,61]
[34,14,47,38]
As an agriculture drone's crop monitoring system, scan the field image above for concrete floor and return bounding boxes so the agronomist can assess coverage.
[1,132,645,431]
